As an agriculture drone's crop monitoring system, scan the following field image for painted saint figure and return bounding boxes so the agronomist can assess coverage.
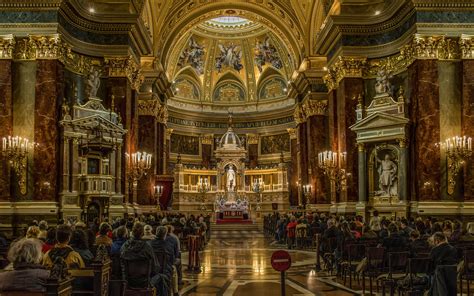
[226,165,236,192]
[376,153,397,196]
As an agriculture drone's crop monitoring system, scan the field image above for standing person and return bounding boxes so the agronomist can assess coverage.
[369,211,382,232]
[286,217,297,249]
[111,226,129,255]
[428,232,458,296]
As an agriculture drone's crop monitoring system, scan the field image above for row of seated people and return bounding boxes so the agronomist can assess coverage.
[0,214,210,295]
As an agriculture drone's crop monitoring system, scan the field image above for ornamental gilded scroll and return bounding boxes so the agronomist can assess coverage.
[137,99,168,124]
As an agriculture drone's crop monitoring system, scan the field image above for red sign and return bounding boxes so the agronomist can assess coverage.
[271,250,292,272]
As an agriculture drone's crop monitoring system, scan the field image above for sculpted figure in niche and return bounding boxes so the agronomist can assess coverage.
[375,150,398,196]
[226,165,236,192]
[375,70,391,95]
[86,68,100,98]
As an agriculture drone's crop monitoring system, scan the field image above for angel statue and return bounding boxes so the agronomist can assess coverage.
[254,37,283,72]
[86,68,100,98]
[375,70,391,95]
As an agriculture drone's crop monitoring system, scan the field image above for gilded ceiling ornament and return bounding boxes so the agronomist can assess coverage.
[323,56,367,91]
[216,43,243,72]
[177,37,205,75]
[254,36,283,72]
[293,104,306,124]
[0,35,15,59]
[137,99,167,124]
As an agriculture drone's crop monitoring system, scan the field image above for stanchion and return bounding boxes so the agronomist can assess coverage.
[315,234,321,271]
[280,271,286,296]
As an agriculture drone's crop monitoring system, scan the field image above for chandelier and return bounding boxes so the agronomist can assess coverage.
[318,151,347,193]
[125,151,152,185]
[1,136,35,194]
[440,136,472,195]
[197,177,210,210]
[252,178,264,210]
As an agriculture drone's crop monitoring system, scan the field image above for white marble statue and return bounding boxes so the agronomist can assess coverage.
[376,153,398,196]
[226,165,236,192]
[86,68,100,98]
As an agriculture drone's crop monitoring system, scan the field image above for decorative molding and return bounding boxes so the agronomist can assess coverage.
[460,34,474,59]
[201,134,214,145]
[13,34,63,60]
[165,128,174,140]
[0,34,15,59]
[137,99,168,124]
[104,56,145,90]
[293,104,306,124]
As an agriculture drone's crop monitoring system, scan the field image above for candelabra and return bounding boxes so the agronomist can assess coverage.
[252,178,264,210]
[197,177,210,211]
[440,136,472,195]
[1,136,34,195]
[154,185,163,209]
[125,151,152,204]
[302,184,312,207]
[318,151,347,193]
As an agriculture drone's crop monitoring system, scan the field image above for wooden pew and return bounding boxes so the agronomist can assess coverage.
[69,259,111,296]
[0,277,74,296]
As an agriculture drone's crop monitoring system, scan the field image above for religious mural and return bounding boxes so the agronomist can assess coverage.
[254,36,283,72]
[258,77,286,100]
[174,77,200,100]
[215,43,243,72]
[177,37,205,75]
[170,134,200,155]
[261,134,290,155]
[213,81,245,102]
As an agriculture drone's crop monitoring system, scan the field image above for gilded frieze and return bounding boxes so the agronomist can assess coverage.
[0,35,14,59]
[104,56,145,90]
[302,99,328,117]
[261,133,291,155]
[460,35,474,59]
[137,99,168,124]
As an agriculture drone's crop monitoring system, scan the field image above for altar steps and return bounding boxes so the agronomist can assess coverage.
[210,223,263,239]
[211,223,260,232]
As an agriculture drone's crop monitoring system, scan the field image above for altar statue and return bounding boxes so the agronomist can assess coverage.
[376,153,397,196]
[227,165,236,192]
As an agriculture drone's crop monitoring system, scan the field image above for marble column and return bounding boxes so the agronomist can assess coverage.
[33,60,62,200]
[12,61,36,199]
[0,60,12,200]
[336,78,363,202]
[137,115,156,205]
[288,130,298,206]
[247,134,259,169]
[307,114,329,204]
[409,60,440,200]
[398,139,409,202]
[156,122,165,175]
[462,60,474,201]
[357,143,367,203]
[297,122,309,206]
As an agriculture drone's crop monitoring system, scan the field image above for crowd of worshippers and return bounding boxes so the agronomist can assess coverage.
[0,213,210,295]
[265,211,474,295]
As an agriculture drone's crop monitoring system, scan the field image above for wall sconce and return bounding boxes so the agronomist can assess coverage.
[440,136,472,195]
[125,151,152,186]
[1,136,35,195]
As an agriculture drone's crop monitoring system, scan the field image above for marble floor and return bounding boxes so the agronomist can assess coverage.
[179,227,359,296]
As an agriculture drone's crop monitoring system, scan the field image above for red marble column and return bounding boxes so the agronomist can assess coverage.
[328,90,338,152]
[409,60,441,201]
[137,115,156,205]
[0,60,12,200]
[307,115,329,204]
[298,122,309,205]
[248,143,258,169]
[289,136,298,206]
[337,78,363,202]
[462,60,474,200]
[33,60,63,200]
[156,122,165,175]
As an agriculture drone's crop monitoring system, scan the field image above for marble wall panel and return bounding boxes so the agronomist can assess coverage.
[337,78,363,202]
[34,60,62,200]
[308,115,329,204]
[201,144,212,169]
[137,115,156,205]
[438,61,462,200]
[156,123,165,175]
[298,122,309,203]
[248,144,258,169]
[462,60,474,200]
[289,138,298,206]
[0,60,12,200]
[328,90,338,152]
[409,60,440,201]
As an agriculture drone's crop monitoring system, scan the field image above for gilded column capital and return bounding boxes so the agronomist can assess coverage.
[302,99,328,118]
[138,99,168,124]
[397,137,409,148]
[201,134,214,145]
[460,35,474,59]
[165,128,174,140]
[246,134,259,145]
[287,128,297,140]
[105,56,144,90]
[0,34,15,59]
[293,104,306,124]
[13,34,63,60]
[324,56,367,90]
[358,143,365,152]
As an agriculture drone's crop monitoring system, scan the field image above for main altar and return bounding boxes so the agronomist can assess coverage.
[172,114,289,222]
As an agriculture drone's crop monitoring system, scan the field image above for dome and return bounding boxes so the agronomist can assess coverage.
[166,15,295,115]
[219,128,242,149]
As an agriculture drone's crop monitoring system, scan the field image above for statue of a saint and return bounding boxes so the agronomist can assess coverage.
[226,165,236,192]
[376,153,397,196]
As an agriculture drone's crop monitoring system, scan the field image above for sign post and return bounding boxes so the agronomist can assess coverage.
[271,250,292,296]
